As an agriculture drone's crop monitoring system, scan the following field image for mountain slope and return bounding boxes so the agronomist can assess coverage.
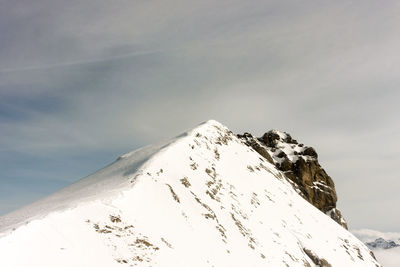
[0,120,380,267]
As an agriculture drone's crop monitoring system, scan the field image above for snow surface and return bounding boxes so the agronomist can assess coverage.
[0,120,380,267]
[265,130,312,166]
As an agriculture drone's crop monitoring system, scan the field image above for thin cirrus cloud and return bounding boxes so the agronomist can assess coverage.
[0,0,399,231]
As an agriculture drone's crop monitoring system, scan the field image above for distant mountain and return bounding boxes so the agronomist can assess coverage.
[353,229,400,267]
[0,120,380,266]
[352,229,400,244]
[366,238,399,250]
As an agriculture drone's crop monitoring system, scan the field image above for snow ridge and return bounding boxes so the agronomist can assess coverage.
[0,120,380,267]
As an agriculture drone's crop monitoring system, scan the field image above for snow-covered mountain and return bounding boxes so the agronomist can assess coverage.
[366,238,399,250]
[353,229,400,267]
[0,120,380,267]
[352,229,400,245]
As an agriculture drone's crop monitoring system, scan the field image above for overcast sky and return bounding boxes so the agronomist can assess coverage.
[0,0,399,231]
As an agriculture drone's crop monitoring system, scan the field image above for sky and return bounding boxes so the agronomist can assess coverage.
[0,0,399,231]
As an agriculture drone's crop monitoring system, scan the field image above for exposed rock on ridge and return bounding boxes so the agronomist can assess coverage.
[0,120,381,267]
[238,130,348,229]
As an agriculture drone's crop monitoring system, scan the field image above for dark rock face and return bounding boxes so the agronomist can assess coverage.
[303,147,318,158]
[326,208,347,229]
[303,248,332,267]
[262,131,281,147]
[238,130,348,229]
[237,133,274,164]
[292,157,337,212]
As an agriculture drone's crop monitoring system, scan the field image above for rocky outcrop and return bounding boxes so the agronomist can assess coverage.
[325,208,348,229]
[238,130,348,229]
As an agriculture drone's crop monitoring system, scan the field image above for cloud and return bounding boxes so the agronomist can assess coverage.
[0,0,399,230]
[352,229,400,243]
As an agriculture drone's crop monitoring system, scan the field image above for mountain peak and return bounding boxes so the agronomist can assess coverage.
[0,121,379,267]
[0,120,230,234]
[366,238,400,250]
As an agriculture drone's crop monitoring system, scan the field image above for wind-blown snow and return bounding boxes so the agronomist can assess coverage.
[0,134,183,233]
[0,120,380,266]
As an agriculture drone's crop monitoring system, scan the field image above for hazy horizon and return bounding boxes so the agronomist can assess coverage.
[1,0,399,231]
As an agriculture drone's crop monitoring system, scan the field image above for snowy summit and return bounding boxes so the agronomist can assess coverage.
[0,120,380,266]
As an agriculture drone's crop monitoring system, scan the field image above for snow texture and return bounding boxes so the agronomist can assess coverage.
[0,120,380,267]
